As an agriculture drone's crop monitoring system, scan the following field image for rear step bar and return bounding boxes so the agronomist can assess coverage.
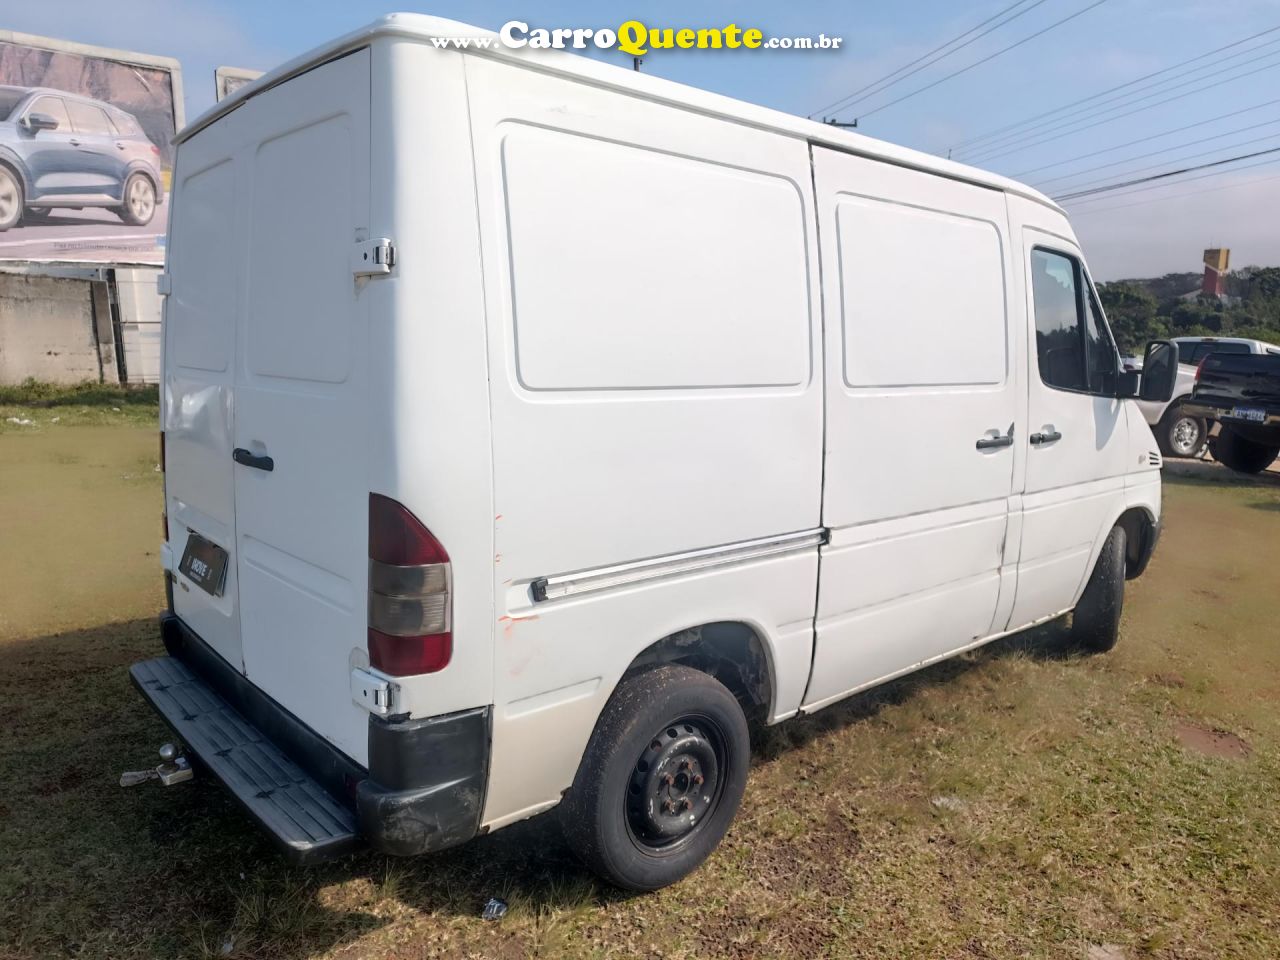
[133,614,492,861]
[131,656,361,864]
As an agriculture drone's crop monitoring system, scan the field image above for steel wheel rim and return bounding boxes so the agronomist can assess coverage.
[128,178,154,219]
[1171,416,1200,455]
[625,713,728,855]
[0,174,17,223]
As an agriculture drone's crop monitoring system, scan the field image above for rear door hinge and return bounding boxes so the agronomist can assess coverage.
[156,273,171,296]
[352,237,396,278]
[351,667,398,716]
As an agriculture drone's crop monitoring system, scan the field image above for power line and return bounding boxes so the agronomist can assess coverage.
[1055,145,1280,200]
[1011,96,1280,177]
[954,35,1280,160]
[1034,116,1280,188]
[1065,165,1280,216]
[842,0,1110,123]
[964,56,1280,165]
[947,23,1280,154]
[810,0,1051,118]
[1062,153,1280,205]
[1042,129,1280,194]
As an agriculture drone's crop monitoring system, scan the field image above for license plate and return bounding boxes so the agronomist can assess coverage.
[178,532,229,597]
[1228,406,1267,423]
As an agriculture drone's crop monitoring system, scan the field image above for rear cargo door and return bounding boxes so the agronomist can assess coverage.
[164,135,244,670]
[231,49,373,762]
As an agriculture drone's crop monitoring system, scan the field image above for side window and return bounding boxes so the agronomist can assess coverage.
[1030,248,1117,396]
[1031,249,1087,392]
[1082,283,1118,395]
[67,101,116,136]
[1215,342,1250,355]
[27,96,70,131]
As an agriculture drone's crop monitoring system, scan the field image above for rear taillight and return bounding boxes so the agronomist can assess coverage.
[1195,357,1208,383]
[367,494,451,675]
[150,144,160,156]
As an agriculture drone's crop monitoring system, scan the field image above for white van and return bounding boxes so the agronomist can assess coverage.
[134,15,1178,891]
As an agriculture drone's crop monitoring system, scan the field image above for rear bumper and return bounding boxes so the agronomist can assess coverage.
[131,614,490,863]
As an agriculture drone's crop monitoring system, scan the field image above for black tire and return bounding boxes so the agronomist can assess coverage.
[0,166,22,231]
[560,664,750,891]
[1213,424,1279,474]
[116,172,157,226]
[1071,525,1126,653]
[1155,402,1207,458]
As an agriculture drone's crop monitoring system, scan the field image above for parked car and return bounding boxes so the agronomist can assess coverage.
[1185,353,1280,473]
[0,85,162,230]
[132,15,1177,893]
[1135,336,1280,458]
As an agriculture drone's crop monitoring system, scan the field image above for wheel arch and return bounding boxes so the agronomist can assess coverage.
[620,619,777,724]
[1113,505,1159,580]
[121,162,161,200]
[0,151,30,199]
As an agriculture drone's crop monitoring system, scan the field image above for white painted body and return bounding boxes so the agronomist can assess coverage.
[159,15,1163,835]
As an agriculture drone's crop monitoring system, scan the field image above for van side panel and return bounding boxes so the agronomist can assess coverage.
[463,54,823,828]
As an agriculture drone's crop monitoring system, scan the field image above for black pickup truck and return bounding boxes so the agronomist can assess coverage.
[1186,353,1280,473]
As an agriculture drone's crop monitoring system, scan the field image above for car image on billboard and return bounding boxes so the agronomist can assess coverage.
[0,32,181,265]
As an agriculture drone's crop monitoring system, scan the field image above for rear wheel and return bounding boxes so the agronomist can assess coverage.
[0,167,22,231]
[1213,424,1279,474]
[1071,525,1126,653]
[117,173,156,226]
[560,664,750,891]
[1155,402,1207,458]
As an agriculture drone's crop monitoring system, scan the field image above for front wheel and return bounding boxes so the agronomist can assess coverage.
[1156,403,1207,458]
[0,167,22,231]
[1213,424,1279,474]
[1071,525,1126,653]
[117,173,156,226]
[560,664,750,891]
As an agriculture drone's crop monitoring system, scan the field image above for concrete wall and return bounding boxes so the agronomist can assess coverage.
[0,273,116,385]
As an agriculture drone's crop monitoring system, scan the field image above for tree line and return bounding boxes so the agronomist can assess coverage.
[1097,266,1280,356]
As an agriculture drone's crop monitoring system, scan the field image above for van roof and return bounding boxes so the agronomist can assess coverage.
[177,13,1062,214]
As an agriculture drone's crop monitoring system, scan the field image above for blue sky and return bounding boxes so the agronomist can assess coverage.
[5,0,1278,279]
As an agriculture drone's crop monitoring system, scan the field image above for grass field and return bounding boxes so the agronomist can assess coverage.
[2,409,1279,959]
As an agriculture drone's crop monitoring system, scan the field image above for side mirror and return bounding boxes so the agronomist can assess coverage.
[1138,340,1178,403]
[24,112,59,132]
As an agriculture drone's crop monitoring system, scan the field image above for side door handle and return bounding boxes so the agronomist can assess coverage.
[233,447,274,472]
[68,138,81,147]
[1030,430,1063,445]
[975,429,1015,450]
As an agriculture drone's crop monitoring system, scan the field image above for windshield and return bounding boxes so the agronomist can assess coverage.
[0,88,27,121]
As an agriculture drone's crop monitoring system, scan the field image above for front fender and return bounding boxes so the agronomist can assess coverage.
[0,145,33,195]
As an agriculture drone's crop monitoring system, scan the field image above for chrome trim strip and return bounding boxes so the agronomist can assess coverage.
[531,528,826,603]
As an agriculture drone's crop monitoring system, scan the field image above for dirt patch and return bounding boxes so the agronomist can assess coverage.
[1175,721,1250,759]
[1148,672,1186,689]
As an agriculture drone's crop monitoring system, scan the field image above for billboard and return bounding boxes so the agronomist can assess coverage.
[0,29,182,266]
[215,66,262,103]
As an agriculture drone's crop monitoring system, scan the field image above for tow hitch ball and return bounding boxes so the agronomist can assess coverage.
[120,742,194,787]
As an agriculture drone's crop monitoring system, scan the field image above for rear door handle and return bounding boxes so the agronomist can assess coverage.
[68,138,81,146]
[116,142,127,150]
[1030,430,1063,445]
[233,448,274,471]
